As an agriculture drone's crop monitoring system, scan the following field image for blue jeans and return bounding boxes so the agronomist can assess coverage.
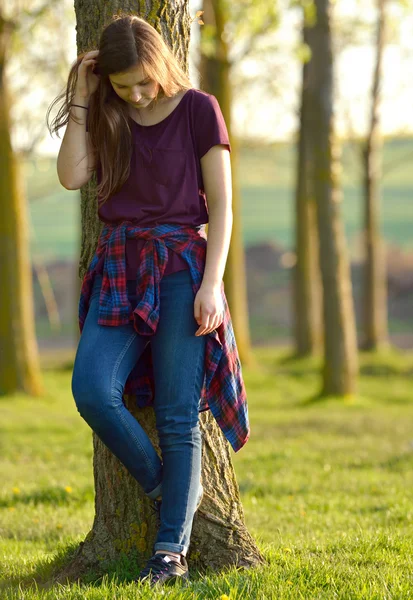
[71,268,206,556]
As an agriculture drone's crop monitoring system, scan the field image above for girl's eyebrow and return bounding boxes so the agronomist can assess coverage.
[111,77,150,86]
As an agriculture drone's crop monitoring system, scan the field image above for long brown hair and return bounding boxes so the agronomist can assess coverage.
[47,13,193,205]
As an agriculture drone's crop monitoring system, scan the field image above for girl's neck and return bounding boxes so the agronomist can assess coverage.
[128,90,186,126]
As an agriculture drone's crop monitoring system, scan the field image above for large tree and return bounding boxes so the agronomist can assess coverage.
[53,1,263,584]
[0,8,42,397]
[307,0,358,396]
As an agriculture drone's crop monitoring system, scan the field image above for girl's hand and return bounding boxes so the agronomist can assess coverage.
[194,283,224,336]
[75,50,100,99]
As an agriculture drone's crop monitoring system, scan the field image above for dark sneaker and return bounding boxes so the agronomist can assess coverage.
[135,552,189,587]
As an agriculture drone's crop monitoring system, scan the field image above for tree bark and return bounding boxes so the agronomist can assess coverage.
[0,10,43,397]
[307,0,358,396]
[199,0,254,368]
[361,0,388,350]
[54,404,263,582]
[293,20,323,357]
[52,0,263,583]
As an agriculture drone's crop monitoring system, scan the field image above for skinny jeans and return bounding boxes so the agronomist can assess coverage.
[71,268,206,556]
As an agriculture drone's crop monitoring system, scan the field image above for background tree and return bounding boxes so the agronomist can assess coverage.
[336,0,413,351]
[307,0,358,396]
[1,0,73,368]
[198,1,280,367]
[199,0,246,367]
[0,6,43,396]
[361,0,388,350]
[293,3,323,357]
[53,1,264,583]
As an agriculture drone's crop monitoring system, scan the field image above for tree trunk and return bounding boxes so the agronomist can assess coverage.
[53,1,263,583]
[199,0,254,368]
[293,20,322,357]
[0,11,43,397]
[308,0,358,396]
[361,0,388,351]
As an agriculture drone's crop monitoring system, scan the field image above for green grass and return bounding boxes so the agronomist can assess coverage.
[2,347,413,598]
[27,136,413,261]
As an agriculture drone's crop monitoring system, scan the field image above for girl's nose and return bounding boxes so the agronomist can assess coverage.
[129,86,141,102]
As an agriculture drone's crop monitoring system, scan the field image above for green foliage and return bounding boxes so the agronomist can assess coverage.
[303,0,316,26]
[1,348,413,597]
[289,0,316,27]
[199,24,217,59]
[199,0,281,63]
[294,42,312,63]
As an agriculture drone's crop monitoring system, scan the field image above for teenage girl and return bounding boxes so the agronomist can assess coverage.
[47,13,249,588]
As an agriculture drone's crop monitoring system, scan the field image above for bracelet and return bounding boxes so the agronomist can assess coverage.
[71,103,89,110]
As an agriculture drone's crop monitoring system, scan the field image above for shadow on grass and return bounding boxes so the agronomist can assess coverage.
[61,360,75,372]
[0,543,147,594]
[360,363,407,377]
[274,346,413,380]
[299,390,360,408]
[274,351,322,379]
[40,360,74,373]
[0,540,83,595]
[0,540,232,596]
[0,486,93,508]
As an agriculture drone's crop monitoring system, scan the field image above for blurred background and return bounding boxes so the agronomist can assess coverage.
[2,1,413,593]
[2,0,413,375]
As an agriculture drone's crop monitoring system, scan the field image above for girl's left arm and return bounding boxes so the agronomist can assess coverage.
[194,145,233,336]
[201,144,233,288]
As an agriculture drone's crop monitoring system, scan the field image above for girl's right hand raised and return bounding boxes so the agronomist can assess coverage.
[75,50,100,99]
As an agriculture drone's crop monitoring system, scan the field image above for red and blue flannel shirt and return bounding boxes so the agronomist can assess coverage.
[78,221,250,452]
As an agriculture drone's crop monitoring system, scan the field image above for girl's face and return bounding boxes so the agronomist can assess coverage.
[109,63,160,109]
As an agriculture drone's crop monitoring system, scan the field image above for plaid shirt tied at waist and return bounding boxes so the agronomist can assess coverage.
[78,222,250,452]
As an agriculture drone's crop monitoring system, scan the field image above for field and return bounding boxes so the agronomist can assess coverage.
[1,348,413,598]
[27,137,413,262]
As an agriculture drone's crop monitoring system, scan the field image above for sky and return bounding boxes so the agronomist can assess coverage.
[24,0,413,155]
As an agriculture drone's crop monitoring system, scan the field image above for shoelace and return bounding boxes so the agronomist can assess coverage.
[139,554,172,579]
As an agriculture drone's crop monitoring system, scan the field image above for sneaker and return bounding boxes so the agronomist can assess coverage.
[135,552,189,587]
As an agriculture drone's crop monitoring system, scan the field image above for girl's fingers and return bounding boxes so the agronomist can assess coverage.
[197,320,216,335]
[196,312,222,335]
[79,59,97,71]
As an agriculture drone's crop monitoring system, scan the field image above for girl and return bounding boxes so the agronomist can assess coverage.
[47,12,249,588]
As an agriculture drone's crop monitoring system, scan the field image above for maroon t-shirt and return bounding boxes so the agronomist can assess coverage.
[92,88,231,280]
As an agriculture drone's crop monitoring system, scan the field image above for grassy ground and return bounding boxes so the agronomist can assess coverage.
[1,347,413,598]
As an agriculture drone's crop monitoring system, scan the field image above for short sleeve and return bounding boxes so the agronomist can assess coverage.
[194,93,231,159]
